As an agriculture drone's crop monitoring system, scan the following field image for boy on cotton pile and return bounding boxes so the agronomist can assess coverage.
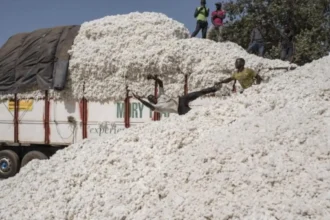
[216,58,262,93]
[132,74,222,116]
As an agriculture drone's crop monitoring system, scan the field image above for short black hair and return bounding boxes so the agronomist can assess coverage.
[235,58,245,68]
[236,58,245,64]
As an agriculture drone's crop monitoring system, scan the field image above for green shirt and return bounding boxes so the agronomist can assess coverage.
[196,7,209,21]
[232,68,257,89]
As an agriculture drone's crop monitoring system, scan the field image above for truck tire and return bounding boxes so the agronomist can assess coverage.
[0,150,20,179]
[21,151,48,168]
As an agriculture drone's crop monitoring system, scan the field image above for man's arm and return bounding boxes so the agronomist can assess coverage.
[219,77,235,84]
[155,78,163,88]
[252,69,262,85]
[211,12,217,25]
[132,93,155,111]
[147,74,164,98]
[194,7,202,18]
[155,78,164,97]
[250,28,255,43]
[206,8,210,17]
[232,80,237,92]
[215,77,235,91]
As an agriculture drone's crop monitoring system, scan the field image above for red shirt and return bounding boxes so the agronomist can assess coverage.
[212,10,226,26]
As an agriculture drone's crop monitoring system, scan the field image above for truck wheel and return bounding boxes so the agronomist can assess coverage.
[0,150,20,179]
[21,151,48,168]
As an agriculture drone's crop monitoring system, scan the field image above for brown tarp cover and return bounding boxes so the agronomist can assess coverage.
[0,25,80,93]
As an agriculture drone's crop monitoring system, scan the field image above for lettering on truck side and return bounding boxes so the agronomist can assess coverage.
[116,102,170,119]
[90,102,171,137]
[88,124,125,136]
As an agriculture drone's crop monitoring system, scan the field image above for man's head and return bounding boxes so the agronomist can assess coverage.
[235,58,245,70]
[215,2,222,10]
[147,95,157,104]
[201,0,206,6]
[255,18,265,28]
[284,24,290,33]
[253,21,260,29]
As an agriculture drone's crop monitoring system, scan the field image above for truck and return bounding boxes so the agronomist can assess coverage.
[0,25,196,179]
[0,24,172,179]
[0,86,176,179]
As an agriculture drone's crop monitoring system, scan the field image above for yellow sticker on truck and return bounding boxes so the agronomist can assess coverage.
[8,100,33,111]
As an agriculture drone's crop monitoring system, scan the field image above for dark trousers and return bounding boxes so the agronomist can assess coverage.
[191,20,208,39]
[247,41,265,57]
[281,46,294,62]
[178,86,217,115]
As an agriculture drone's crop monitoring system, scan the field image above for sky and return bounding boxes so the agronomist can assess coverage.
[0,0,223,47]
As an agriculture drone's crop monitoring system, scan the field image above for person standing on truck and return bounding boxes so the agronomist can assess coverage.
[207,2,226,42]
[132,75,222,115]
[215,58,262,93]
[247,23,265,57]
[191,0,210,39]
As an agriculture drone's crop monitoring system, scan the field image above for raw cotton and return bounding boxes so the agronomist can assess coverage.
[65,12,190,101]
[0,12,294,101]
[0,87,47,101]
[0,50,329,220]
[66,12,294,101]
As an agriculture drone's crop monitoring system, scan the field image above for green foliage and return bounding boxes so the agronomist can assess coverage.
[222,0,330,65]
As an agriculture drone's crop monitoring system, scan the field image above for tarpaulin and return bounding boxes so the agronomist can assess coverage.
[0,25,80,94]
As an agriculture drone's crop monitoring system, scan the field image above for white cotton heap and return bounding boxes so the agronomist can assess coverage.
[64,12,190,101]
[1,12,329,220]
[0,48,329,219]
[0,12,295,101]
[65,12,294,101]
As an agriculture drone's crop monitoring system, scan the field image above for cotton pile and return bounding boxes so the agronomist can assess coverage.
[66,12,293,101]
[62,12,190,101]
[0,45,330,220]
[0,12,294,101]
[1,12,329,220]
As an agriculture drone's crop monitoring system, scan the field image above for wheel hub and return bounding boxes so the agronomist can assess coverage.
[0,158,11,174]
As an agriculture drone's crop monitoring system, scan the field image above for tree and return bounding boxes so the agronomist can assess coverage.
[222,0,330,65]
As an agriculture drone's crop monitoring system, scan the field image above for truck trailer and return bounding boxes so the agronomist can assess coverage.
[0,88,173,179]
[0,25,196,179]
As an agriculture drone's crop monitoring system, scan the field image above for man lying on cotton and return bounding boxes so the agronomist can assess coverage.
[132,75,222,115]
